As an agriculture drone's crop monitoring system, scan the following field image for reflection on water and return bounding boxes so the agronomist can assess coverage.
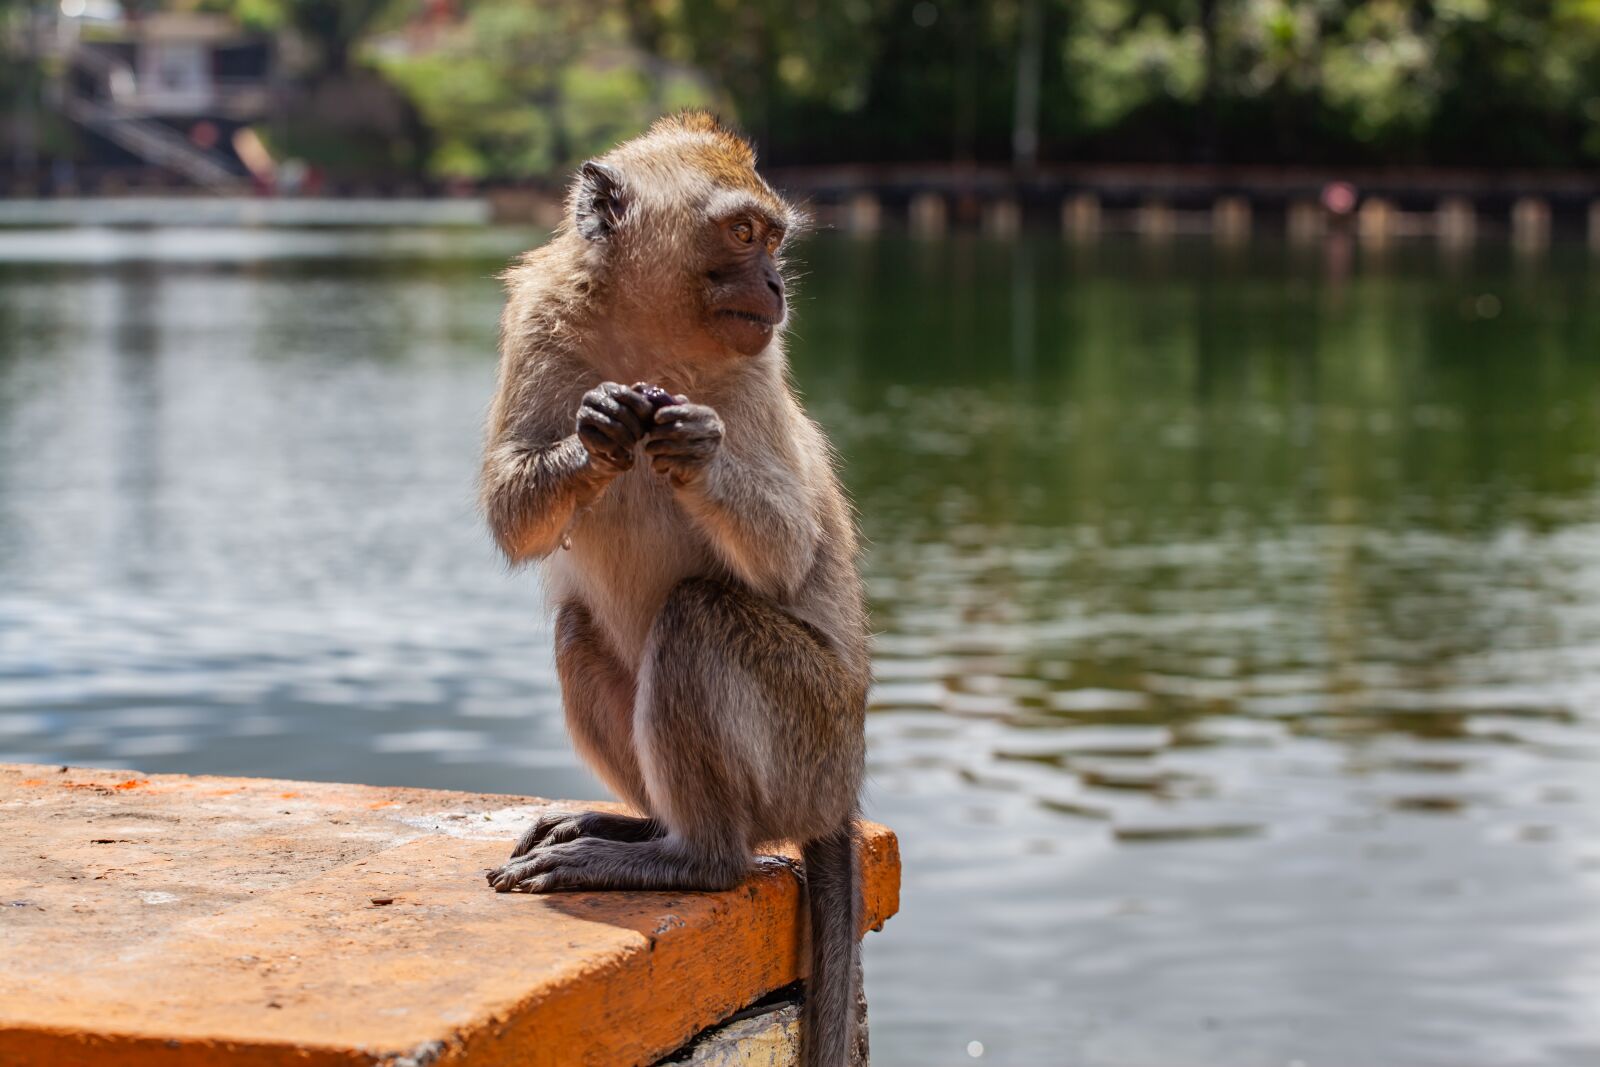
[4,232,1600,1066]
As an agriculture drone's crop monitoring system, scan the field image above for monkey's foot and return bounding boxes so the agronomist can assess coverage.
[487,837,743,894]
[505,810,665,862]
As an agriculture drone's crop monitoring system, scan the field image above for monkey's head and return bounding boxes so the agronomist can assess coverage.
[566,111,802,360]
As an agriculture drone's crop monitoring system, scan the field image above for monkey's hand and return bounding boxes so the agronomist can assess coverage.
[576,382,655,474]
[645,403,725,487]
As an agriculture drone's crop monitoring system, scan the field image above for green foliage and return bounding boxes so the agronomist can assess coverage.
[1066,0,1206,128]
[68,0,1600,179]
[370,0,710,180]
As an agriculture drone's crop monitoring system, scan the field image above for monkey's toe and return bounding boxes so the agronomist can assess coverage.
[487,858,538,892]
[487,843,576,892]
[486,840,622,894]
[508,811,572,859]
[509,811,665,862]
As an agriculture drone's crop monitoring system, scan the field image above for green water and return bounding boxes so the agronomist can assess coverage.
[2,229,1599,1065]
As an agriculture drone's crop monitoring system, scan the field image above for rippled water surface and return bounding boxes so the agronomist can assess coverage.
[4,229,1600,1066]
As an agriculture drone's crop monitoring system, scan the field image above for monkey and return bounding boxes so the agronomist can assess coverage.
[478,112,871,1067]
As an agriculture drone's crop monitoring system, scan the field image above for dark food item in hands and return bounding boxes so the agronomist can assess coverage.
[632,383,680,429]
[634,383,677,409]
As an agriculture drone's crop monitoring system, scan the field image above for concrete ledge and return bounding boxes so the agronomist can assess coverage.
[0,764,900,1067]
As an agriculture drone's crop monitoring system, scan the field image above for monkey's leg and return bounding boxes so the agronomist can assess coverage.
[490,578,860,895]
[504,601,659,862]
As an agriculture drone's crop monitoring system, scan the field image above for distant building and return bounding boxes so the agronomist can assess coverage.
[58,11,277,189]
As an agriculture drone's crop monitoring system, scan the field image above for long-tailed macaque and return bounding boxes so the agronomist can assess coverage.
[479,112,870,1067]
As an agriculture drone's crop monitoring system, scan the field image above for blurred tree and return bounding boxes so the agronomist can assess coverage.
[371,0,709,180]
[19,0,1600,183]
[1037,0,1600,166]
[210,0,393,74]
[1,0,45,179]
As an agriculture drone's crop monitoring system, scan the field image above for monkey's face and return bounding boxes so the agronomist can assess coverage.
[698,204,788,357]
[568,115,800,363]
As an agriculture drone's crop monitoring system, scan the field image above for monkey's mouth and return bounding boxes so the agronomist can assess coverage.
[709,303,783,355]
[714,309,779,327]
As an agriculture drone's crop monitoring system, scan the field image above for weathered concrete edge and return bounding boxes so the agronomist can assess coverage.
[458,829,900,1067]
[0,765,900,1067]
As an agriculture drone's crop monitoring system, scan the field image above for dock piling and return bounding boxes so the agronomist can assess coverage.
[1135,200,1175,241]
[1287,200,1325,244]
[1436,197,1476,248]
[1512,197,1551,251]
[983,198,1021,237]
[1212,196,1251,244]
[1357,197,1397,247]
[845,192,881,234]
[909,192,948,236]
[1061,193,1101,240]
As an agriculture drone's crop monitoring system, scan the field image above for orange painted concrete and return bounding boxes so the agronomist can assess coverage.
[0,764,900,1067]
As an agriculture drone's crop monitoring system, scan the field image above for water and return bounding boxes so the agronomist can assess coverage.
[4,228,1600,1066]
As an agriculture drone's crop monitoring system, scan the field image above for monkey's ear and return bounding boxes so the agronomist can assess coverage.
[575,160,626,241]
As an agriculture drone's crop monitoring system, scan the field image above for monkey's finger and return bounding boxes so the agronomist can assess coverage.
[576,415,628,445]
[582,395,645,440]
[650,403,717,426]
[578,424,634,467]
[650,453,708,476]
[646,438,723,460]
[612,387,657,424]
[580,382,626,412]
[578,406,644,449]
[644,437,716,456]
[647,413,720,434]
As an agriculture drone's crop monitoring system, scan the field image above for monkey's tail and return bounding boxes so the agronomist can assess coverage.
[801,819,862,1067]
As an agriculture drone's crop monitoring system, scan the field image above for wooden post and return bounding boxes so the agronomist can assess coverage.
[1287,199,1325,244]
[1357,197,1397,247]
[1136,199,1175,241]
[983,198,1021,237]
[1590,201,1600,254]
[1061,193,1101,240]
[1435,196,1476,249]
[908,192,948,236]
[845,192,881,234]
[1212,196,1251,244]
[1512,197,1550,252]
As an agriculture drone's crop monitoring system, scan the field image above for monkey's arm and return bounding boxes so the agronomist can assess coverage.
[678,456,821,598]
[483,380,653,562]
[647,403,822,598]
[481,435,612,563]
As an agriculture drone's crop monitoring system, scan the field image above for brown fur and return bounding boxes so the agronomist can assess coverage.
[480,113,870,1067]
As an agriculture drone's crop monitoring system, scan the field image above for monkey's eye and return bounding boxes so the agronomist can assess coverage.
[730,220,754,244]
[765,230,783,254]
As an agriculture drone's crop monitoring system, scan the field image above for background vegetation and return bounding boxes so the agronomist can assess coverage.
[11,0,1600,181]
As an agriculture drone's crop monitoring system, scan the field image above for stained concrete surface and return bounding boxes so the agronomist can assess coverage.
[0,763,900,1067]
